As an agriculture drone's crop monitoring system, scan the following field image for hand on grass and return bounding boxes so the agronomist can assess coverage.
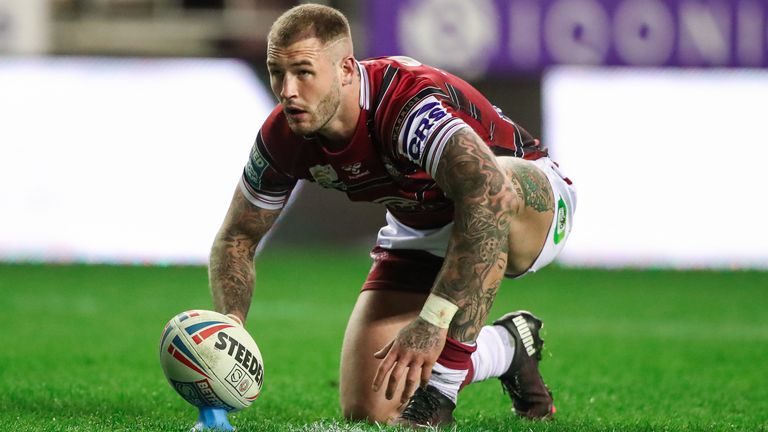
[372,318,447,404]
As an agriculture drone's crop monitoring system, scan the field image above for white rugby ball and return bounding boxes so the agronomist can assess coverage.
[159,310,264,412]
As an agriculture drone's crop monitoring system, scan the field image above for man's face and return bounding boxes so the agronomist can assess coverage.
[267,37,342,136]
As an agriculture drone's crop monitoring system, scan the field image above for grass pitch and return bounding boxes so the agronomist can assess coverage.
[1,248,767,431]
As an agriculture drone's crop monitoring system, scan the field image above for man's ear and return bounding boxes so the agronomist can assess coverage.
[340,56,356,86]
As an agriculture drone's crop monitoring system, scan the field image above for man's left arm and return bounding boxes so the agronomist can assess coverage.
[372,126,520,402]
[431,126,519,340]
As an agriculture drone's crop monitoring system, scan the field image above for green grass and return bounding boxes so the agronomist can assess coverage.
[1,248,767,431]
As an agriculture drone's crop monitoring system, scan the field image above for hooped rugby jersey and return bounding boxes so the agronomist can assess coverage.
[241,56,547,229]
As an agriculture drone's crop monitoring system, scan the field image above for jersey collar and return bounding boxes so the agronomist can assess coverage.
[356,60,371,110]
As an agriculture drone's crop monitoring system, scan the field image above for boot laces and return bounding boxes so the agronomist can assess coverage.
[400,387,442,425]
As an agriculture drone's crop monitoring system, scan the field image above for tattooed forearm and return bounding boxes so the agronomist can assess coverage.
[399,318,445,352]
[209,189,281,320]
[432,128,518,342]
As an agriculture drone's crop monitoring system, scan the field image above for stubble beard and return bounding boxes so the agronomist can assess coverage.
[288,76,341,137]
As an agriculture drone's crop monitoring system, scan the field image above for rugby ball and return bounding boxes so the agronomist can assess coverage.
[159,310,264,412]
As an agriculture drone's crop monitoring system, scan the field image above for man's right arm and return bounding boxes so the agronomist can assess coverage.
[209,186,282,324]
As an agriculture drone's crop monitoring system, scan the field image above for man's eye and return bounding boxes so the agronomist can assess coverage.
[298,70,312,77]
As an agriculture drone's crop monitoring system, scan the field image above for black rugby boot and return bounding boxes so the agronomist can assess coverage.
[394,385,455,428]
[493,311,556,420]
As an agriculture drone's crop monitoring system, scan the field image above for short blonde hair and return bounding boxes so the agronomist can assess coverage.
[268,4,351,48]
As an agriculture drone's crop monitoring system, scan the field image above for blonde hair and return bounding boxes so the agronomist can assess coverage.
[268,4,352,48]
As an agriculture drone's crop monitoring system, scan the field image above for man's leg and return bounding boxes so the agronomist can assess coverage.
[461,155,573,418]
[462,311,555,419]
[339,289,427,423]
[396,156,563,426]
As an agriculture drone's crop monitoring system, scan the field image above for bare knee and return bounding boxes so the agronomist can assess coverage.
[341,398,398,424]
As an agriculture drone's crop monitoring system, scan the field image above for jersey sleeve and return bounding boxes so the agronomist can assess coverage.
[375,67,471,179]
[239,128,296,210]
[395,91,469,178]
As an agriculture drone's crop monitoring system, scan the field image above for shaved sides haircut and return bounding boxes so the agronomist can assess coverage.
[268,4,351,48]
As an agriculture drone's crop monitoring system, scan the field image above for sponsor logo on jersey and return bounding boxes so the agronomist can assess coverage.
[554,197,567,245]
[308,164,346,190]
[342,162,362,175]
[400,96,450,162]
[245,143,269,186]
[341,162,371,180]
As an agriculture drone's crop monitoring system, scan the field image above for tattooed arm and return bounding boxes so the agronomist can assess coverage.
[209,186,282,324]
[431,127,519,342]
[372,127,518,402]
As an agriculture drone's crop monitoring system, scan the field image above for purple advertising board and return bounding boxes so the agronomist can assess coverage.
[366,0,768,75]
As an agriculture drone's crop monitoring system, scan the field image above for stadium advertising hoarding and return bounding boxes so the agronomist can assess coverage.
[1,59,766,269]
[367,0,768,76]
[543,67,768,269]
[0,58,274,264]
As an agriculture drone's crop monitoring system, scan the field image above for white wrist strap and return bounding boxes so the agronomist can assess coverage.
[419,294,459,329]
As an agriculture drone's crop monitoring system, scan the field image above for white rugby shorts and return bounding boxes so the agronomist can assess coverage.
[375,156,577,277]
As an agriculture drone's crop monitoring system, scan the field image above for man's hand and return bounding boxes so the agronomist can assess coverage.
[372,317,448,404]
[225,313,244,326]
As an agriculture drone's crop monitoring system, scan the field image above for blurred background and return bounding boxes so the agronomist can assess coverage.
[1,0,767,269]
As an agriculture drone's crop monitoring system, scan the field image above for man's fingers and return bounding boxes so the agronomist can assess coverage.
[373,340,394,359]
[400,361,423,404]
[371,360,390,392]
[386,360,407,400]
[420,361,433,387]
[372,344,396,392]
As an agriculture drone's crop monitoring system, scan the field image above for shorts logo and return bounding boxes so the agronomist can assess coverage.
[401,96,449,161]
[554,198,567,245]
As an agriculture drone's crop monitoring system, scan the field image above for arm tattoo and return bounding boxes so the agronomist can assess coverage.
[505,162,553,212]
[400,318,444,352]
[432,128,517,342]
[209,190,281,320]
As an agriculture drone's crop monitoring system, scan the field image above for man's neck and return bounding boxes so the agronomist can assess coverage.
[317,69,363,151]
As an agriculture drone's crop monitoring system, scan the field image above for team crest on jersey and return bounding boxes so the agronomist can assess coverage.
[309,164,346,190]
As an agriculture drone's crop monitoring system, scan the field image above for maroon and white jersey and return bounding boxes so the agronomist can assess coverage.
[240,56,547,229]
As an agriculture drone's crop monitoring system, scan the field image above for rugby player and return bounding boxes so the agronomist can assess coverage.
[209,3,576,427]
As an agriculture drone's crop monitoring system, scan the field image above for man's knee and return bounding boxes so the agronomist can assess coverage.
[341,398,397,424]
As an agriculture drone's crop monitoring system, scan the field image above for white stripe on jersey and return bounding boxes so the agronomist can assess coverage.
[357,61,370,110]
[425,121,469,178]
[239,176,287,210]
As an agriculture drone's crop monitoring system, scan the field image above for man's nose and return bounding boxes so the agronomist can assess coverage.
[280,75,298,100]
